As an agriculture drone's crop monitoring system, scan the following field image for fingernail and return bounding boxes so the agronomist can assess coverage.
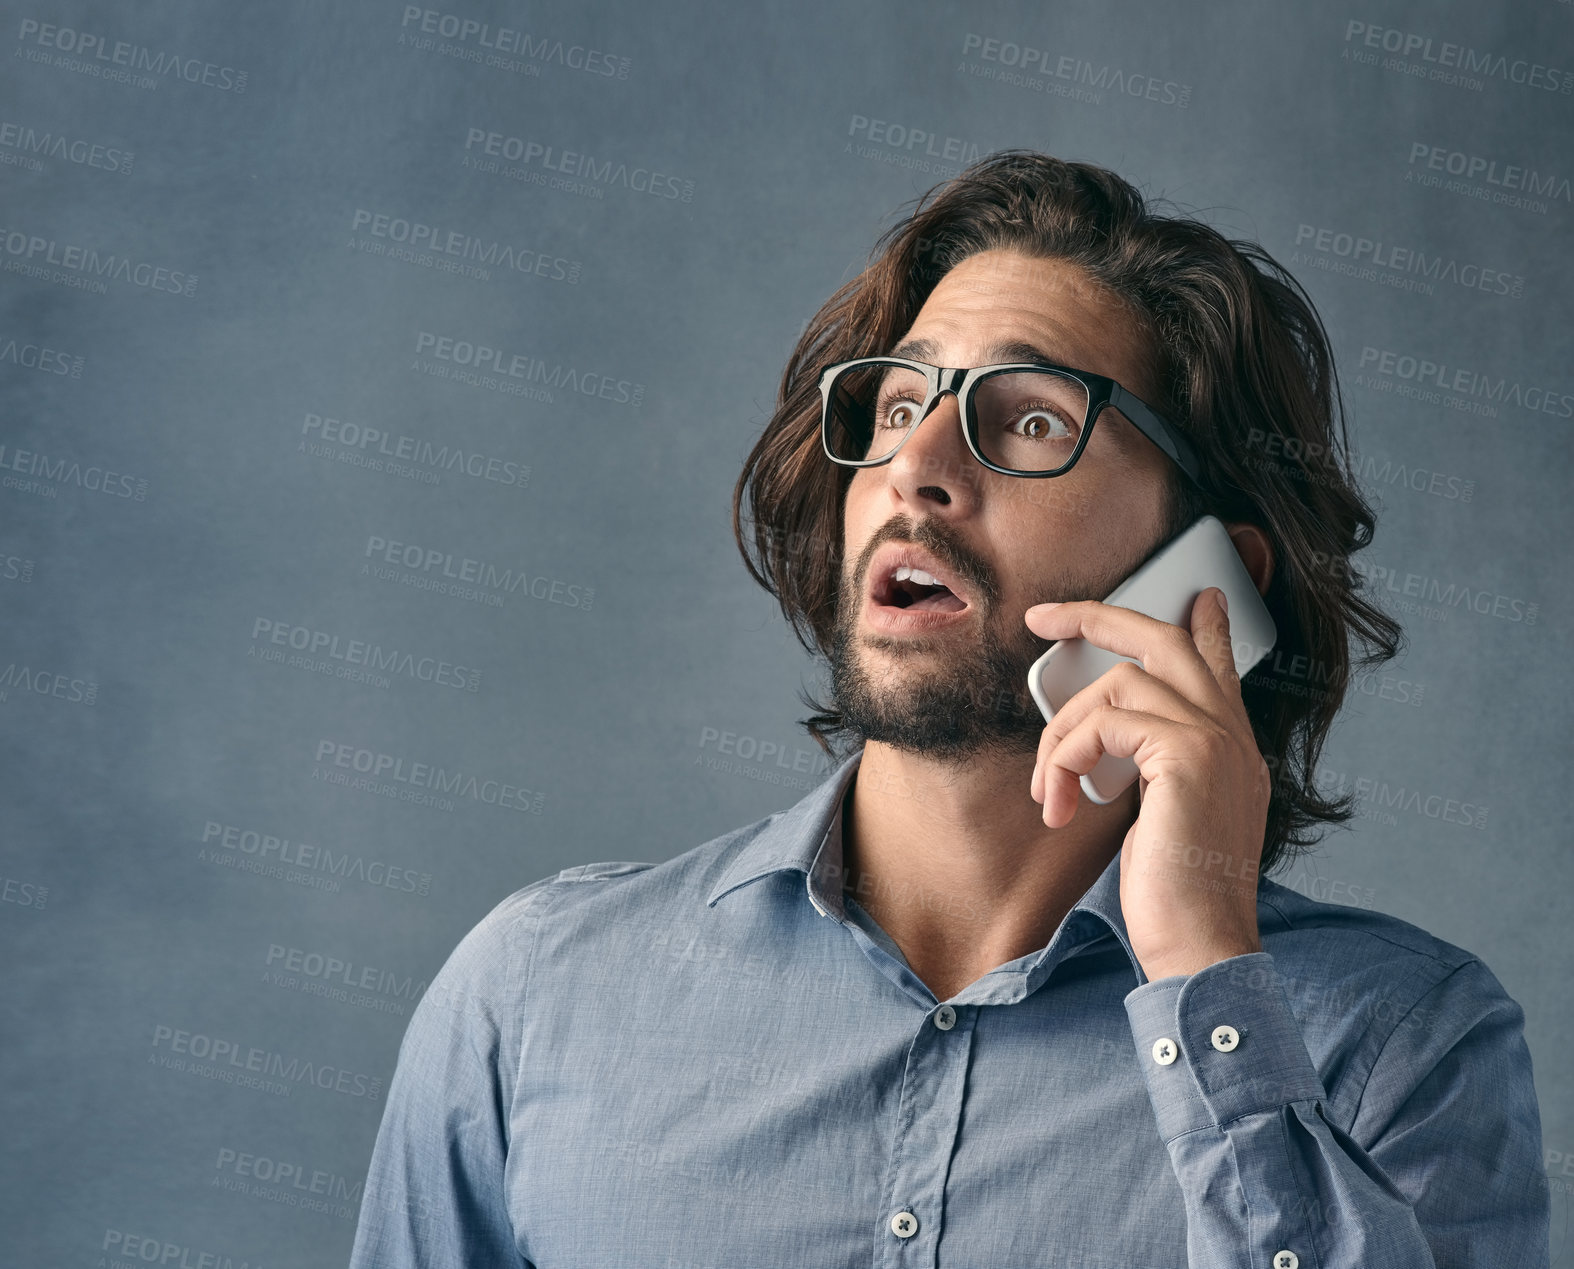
[1029,602,1062,613]
[1216,588,1229,614]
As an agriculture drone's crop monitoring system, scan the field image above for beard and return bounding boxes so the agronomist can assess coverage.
[827,608,1048,762]
[824,519,1062,763]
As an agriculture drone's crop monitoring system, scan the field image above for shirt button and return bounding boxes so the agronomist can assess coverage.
[1272,1251,1298,1269]
[1211,1024,1241,1052]
[934,1005,957,1031]
[890,1211,919,1238]
[1151,1037,1178,1065]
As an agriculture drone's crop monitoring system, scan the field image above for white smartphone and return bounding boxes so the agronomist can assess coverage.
[1026,514,1277,805]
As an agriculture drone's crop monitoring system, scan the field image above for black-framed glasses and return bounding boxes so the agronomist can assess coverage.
[817,356,1207,488]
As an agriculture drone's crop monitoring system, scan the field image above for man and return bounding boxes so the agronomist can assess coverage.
[349,151,1549,1267]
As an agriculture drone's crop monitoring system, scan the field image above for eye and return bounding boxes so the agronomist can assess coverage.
[875,393,924,430]
[1008,405,1074,440]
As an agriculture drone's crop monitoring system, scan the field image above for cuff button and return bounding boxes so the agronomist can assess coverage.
[1211,1024,1240,1052]
[1151,1037,1178,1065]
[1272,1251,1298,1269]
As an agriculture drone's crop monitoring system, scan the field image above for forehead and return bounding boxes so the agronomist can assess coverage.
[894,250,1158,401]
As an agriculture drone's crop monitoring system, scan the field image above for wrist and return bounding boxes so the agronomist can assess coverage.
[1141,938,1262,981]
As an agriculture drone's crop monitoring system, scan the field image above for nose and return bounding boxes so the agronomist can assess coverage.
[883,387,978,508]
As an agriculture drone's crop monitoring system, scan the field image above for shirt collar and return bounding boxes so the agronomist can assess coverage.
[705,744,862,912]
[705,744,1152,990]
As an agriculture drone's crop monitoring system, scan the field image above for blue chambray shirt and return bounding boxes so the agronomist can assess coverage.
[349,745,1550,1268]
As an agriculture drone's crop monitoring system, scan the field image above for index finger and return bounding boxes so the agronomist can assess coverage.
[1025,595,1234,710]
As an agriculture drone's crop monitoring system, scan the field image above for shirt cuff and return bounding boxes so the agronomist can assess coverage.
[1123,951,1328,1143]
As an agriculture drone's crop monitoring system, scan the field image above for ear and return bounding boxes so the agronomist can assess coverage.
[1223,521,1275,597]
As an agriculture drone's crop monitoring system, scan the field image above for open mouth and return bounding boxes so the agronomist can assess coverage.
[874,566,969,614]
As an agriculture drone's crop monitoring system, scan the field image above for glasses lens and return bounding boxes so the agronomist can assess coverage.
[971,369,1089,474]
[824,360,931,463]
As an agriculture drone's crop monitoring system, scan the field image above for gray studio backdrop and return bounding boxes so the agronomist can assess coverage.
[2,0,1570,1263]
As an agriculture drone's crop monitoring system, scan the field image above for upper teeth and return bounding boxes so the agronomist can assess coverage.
[893,566,941,587]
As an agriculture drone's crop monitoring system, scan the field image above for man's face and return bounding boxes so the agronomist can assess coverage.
[829,248,1177,762]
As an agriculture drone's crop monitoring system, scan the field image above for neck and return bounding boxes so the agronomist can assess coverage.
[840,740,1139,1002]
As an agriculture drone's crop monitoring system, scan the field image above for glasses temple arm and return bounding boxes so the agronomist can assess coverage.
[1107,385,1208,490]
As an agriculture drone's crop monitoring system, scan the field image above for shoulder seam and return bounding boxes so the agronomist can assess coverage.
[1258,886,1472,971]
[553,860,656,884]
[1345,955,1489,1135]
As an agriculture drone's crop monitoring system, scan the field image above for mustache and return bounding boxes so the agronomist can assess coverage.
[856,519,1001,614]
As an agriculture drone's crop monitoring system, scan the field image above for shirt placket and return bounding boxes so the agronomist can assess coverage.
[872,1000,977,1269]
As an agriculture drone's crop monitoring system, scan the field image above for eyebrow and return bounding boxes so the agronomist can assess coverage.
[886,336,1070,368]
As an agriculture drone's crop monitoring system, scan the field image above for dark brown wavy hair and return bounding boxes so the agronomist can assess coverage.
[731,149,1404,877]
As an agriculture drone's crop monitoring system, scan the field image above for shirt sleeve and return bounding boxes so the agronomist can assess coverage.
[1123,949,1550,1269]
[348,881,556,1269]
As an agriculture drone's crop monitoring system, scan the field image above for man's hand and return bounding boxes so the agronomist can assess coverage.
[1024,588,1270,981]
